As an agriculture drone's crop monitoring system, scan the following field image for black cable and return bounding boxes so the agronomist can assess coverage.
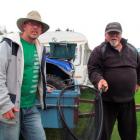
[95,90,103,140]
[58,85,79,140]
[57,85,103,140]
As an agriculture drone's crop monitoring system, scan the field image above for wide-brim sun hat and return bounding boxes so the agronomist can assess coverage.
[17,10,49,34]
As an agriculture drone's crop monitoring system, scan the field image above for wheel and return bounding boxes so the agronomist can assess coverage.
[47,74,66,90]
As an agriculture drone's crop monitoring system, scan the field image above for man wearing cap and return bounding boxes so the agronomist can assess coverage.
[0,10,49,140]
[88,22,140,140]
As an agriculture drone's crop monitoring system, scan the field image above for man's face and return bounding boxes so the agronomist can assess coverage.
[105,31,122,48]
[22,20,43,39]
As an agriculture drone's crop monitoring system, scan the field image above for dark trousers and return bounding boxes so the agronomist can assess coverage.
[100,99,137,140]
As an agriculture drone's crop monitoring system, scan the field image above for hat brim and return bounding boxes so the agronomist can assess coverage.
[17,18,49,34]
[105,29,122,33]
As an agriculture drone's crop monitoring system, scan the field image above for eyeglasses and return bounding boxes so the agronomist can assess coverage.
[25,20,42,28]
[107,31,121,36]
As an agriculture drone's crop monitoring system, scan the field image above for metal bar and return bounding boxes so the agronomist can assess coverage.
[36,104,78,109]
[78,112,95,118]
[136,104,140,112]
[79,99,95,103]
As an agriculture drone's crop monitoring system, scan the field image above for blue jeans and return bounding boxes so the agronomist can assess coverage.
[0,118,19,140]
[20,106,46,140]
[0,106,46,140]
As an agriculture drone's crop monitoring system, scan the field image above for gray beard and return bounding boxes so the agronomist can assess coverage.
[109,40,119,47]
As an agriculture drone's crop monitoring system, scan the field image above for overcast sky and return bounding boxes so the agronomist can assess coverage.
[0,0,140,49]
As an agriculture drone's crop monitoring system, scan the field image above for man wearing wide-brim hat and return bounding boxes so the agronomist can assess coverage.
[0,10,49,140]
[17,10,49,34]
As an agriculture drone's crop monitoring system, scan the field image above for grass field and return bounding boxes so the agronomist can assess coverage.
[44,89,140,140]
[111,90,140,140]
[135,90,140,103]
[135,90,140,139]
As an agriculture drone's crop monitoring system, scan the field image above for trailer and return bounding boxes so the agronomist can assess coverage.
[37,42,79,129]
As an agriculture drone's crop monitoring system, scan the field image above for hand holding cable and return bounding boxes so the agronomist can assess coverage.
[98,79,108,92]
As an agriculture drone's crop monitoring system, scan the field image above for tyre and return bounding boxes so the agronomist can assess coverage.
[47,74,66,90]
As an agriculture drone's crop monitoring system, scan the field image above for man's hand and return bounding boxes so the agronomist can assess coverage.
[47,87,54,93]
[2,107,19,119]
[98,79,108,92]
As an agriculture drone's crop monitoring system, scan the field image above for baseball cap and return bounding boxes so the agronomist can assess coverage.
[105,22,122,33]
